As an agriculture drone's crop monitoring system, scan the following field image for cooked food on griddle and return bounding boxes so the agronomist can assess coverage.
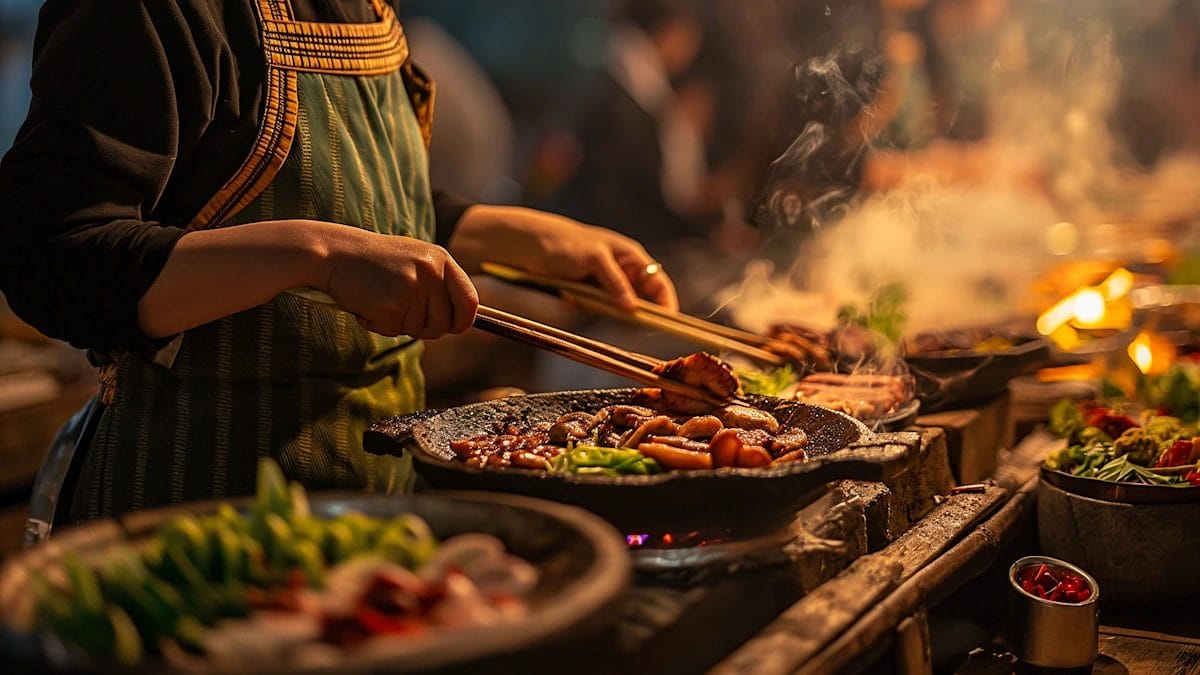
[736,363,913,422]
[647,351,741,414]
[905,328,1019,355]
[450,403,807,473]
[792,372,912,419]
[450,352,809,473]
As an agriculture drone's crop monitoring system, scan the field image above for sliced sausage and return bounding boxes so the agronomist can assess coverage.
[709,429,743,468]
[736,445,773,468]
[772,448,807,464]
[636,442,713,470]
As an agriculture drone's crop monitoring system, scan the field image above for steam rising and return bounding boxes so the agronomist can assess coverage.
[730,0,1193,337]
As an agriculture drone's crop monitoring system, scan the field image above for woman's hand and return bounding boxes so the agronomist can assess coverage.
[447,205,679,312]
[322,228,478,339]
[139,220,477,340]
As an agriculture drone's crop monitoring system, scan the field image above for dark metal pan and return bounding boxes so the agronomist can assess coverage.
[365,389,919,534]
[905,336,1050,412]
[873,398,921,432]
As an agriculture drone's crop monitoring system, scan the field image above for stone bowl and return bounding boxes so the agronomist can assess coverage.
[1037,475,1200,606]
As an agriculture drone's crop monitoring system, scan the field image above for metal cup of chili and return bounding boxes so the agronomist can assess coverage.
[1006,555,1100,669]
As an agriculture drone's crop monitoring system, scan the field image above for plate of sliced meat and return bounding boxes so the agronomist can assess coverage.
[738,365,919,432]
[791,372,919,432]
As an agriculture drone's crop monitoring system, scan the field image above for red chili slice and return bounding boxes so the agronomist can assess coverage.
[1018,564,1092,603]
[1156,440,1194,468]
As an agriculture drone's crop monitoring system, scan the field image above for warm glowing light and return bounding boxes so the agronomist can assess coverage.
[1047,324,1080,351]
[1129,337,1153,375]
[1037,292,1079,335]
[1125,331,1178,376]
[1072,289,1106,324]
[1038,268,1138,351]
[1100,268,1133,301]
[661,533,674,545]
[1045,221,1079,256]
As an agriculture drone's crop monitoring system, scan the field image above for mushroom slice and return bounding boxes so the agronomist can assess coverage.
[618,416,678,448]
[676,415,723,440]
[715,405,780,434]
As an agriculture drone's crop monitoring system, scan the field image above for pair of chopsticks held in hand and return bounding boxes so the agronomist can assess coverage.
[478,263,789,365]
[478,263,797,407]
[289,262,788,407]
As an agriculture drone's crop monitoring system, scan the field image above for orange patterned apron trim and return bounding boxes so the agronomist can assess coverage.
[188,66,299,230]
[188,0,414,231]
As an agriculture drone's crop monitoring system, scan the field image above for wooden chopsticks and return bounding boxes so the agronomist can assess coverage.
[480,262,789,367]
[473,306,744,409]
[284,284,748,407]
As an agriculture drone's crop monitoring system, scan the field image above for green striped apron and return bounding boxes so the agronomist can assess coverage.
[72,0,435,519]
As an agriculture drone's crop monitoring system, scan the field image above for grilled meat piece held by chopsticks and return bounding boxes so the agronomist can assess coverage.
[647,352,741,415]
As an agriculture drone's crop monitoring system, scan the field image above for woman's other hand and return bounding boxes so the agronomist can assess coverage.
[447,205,679,312]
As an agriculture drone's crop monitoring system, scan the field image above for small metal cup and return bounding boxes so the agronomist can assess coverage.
[1007,555,1100,669]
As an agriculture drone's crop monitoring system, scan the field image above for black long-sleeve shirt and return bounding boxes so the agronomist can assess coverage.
[0,0,470,354]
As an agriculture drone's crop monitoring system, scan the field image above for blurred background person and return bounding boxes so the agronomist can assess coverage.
[553,0,713,260]
[402,14,520,204]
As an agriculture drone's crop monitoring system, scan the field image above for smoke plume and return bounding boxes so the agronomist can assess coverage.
[729,0,1192,337]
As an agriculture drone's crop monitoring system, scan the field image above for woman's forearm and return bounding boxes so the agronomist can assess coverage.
[137,220,334,338]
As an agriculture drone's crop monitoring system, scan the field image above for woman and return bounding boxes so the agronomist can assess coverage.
[0,0,677,521]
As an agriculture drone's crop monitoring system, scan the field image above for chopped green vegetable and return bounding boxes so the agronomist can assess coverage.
[1049,399,1085,440]
[1076,426,1112,447]
[736,363,798,397]
[837,282,907,347]
[550,445,662,477]
[106,604,144,666]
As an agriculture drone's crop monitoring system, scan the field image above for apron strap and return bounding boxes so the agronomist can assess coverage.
[257,0,293,21]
